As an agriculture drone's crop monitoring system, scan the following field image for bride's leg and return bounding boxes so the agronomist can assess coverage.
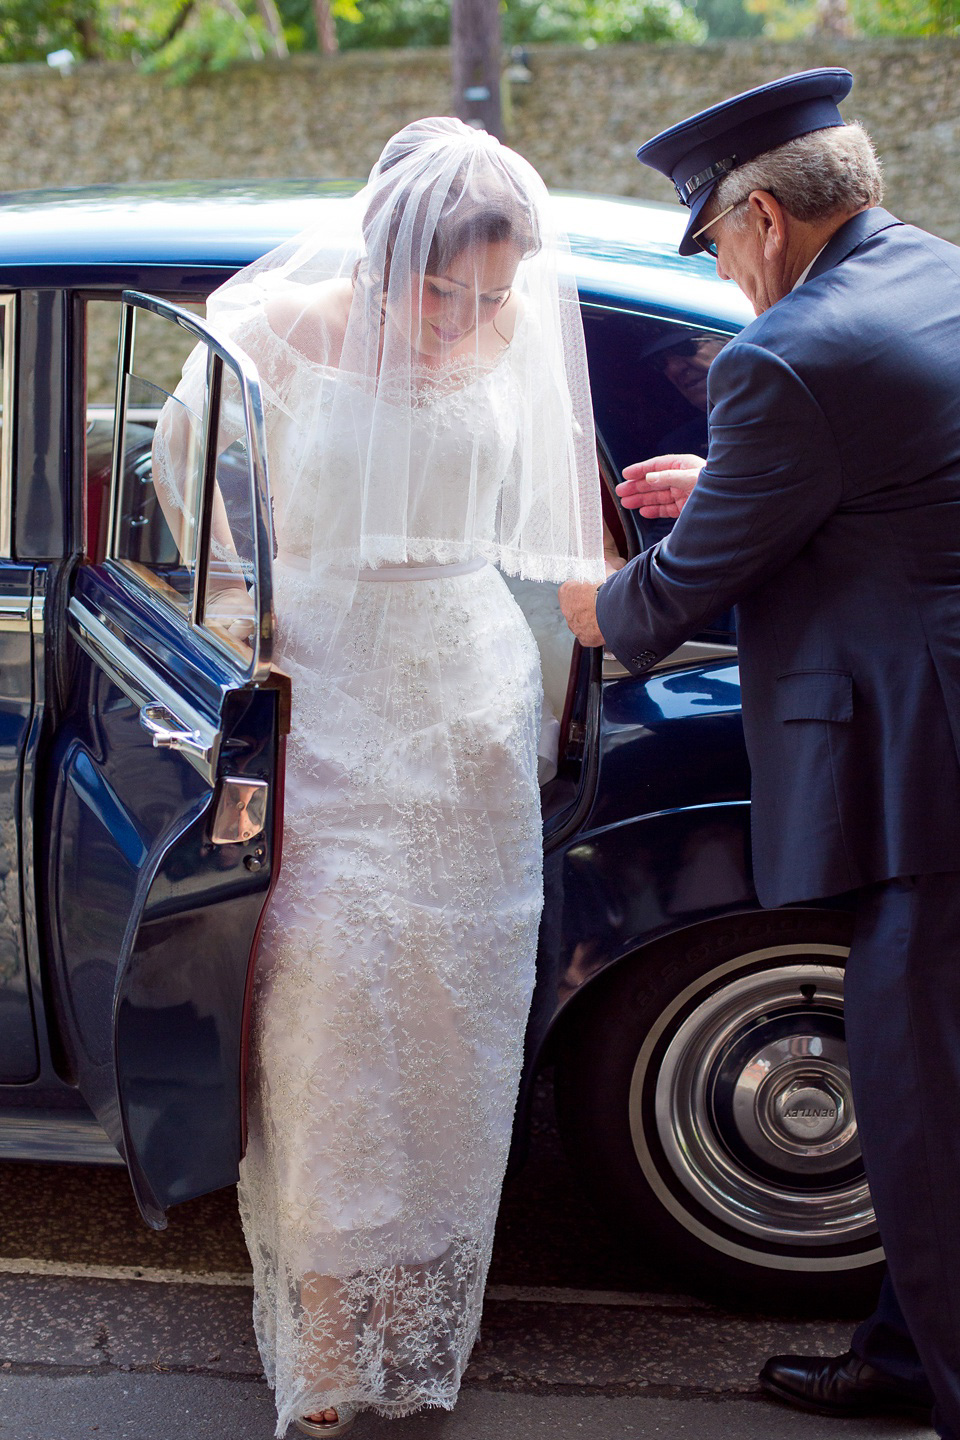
[299,1271,355,1425]
[299,1254,456,1422]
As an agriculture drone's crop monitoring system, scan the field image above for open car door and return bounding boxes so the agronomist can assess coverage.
[44,292,286,1227]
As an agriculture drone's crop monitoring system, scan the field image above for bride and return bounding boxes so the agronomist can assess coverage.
[160,117,603,1436]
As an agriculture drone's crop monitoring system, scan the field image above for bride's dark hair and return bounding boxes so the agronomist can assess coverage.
[355,121,541,294]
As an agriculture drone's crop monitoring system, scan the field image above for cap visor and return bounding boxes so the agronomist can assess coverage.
[678,185,715,258]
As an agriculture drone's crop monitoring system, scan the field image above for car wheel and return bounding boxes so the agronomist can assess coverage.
[554,908,884,1311]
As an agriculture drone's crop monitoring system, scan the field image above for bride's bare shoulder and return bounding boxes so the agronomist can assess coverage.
[264,277,354,367]
[498,290,525,344]
[476,289,527,360]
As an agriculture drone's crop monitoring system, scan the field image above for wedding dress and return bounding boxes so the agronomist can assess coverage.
[157,117,604,1436]
[238,354,561,1434]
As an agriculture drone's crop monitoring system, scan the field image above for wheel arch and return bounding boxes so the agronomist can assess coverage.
[527,803,758,1083]
[513,800,765,1166]
[543,902,852,1069]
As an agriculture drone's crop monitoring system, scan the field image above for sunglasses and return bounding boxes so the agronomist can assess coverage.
[690,199,746,258]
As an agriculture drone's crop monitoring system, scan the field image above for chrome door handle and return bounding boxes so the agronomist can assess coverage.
[139,702,208,762]
[210,776,269,845]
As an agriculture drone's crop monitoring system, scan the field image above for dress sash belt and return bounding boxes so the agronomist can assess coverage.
[357,556,486,582]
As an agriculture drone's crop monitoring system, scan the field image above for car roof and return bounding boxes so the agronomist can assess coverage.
[0,178,752,329]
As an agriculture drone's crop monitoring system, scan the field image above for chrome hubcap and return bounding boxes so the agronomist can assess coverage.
[733,1032,857,1173]
[633,959,877,1248]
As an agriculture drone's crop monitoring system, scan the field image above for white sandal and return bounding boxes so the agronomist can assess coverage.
[294,1405,357,1436]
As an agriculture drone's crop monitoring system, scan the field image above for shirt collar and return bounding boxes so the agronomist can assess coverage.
[792,243,827,290]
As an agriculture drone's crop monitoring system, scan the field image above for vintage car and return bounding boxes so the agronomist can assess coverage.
[0,179,874,1310]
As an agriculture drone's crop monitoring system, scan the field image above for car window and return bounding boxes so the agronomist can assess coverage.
[198,367,261,665]
[84,300,120,563]
[582,307,731,551]
[109,304,211,619]
[0,296,14,558]
[84,297,206,566]
[582,306,737,644]
[85,295,265,671]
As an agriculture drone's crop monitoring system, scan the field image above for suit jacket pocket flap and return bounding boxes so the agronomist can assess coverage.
[775,670,853,723]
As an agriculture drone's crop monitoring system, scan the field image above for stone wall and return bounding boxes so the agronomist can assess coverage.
[2,38,959,239]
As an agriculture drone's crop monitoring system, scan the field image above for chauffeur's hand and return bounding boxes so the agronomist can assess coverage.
[617,453,705,517]
[559,580,606,648]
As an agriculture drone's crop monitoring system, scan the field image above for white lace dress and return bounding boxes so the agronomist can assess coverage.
[236,359,547,1435]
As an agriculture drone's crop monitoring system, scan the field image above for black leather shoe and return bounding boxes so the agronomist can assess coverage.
[759,1349,934,1419]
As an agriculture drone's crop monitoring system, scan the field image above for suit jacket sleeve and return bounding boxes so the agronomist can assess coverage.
[596,338,844,671]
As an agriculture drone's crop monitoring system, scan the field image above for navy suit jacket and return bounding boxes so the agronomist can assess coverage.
[597,208,960,907]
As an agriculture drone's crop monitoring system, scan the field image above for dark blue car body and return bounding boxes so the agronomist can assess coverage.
[0,181,875,1308]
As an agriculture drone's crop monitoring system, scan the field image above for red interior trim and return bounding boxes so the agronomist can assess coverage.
[238,730,286,1155]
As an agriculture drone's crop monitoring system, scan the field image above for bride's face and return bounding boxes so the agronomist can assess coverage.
[405,238,521,359]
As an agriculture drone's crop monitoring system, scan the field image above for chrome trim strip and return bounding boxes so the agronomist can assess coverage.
[603,641,738,682]
[0,1111,123,1166]
[0,295,16,559]
[0,593,31,633]
[190,346,219,633]
[107,302,135,563]
[601,653,631,682]
[18,572,49,1078]
[650,640,738,675]
[68,596,219,783]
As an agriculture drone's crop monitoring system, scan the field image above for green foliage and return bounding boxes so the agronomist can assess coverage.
[141,6,272,81]
[693,0,764,36]
[333,0,450,49]
[0,0,703,69]
[0,0,296,71]
[745,0,960,35]
[333,0,705,49]
[274,0,362,48]
[742,0,815,36]
[0,0,108,61]
[852,0,960,32]
[4,0,958,64]
[504,0,706,44]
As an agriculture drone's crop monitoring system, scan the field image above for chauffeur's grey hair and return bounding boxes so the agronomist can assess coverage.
[712,121,883,228]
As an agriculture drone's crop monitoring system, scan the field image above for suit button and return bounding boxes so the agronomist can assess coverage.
[633,650,657,670]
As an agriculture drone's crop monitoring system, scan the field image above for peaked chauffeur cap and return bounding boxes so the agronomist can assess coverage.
[636,68,854,256]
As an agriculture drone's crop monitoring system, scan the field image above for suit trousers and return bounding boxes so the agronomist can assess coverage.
[843,873,960,1440]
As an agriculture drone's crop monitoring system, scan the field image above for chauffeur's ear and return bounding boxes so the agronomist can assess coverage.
[749,190,787,259]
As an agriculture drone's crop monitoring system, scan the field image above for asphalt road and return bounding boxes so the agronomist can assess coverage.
[0,1077,938,1440]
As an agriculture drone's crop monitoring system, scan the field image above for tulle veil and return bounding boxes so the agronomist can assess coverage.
[159,117,603,634]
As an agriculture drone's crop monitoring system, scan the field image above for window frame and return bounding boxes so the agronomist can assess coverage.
[0,294,17,560]
[103,291,274,683]
[581,301,740,655]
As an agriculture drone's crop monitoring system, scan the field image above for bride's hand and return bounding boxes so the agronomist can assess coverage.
[207,586,256,645]
[616,454,705,517]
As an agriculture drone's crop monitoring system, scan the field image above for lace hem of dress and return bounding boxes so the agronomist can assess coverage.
[243,1234,492,1437]
[274,535,605,585]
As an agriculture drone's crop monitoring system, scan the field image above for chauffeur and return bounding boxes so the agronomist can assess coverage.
[559,68,960,1438]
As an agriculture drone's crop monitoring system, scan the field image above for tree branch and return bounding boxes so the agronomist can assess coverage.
[161,0,197,47]
[213,0,265,57]
[255,0,289,56]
